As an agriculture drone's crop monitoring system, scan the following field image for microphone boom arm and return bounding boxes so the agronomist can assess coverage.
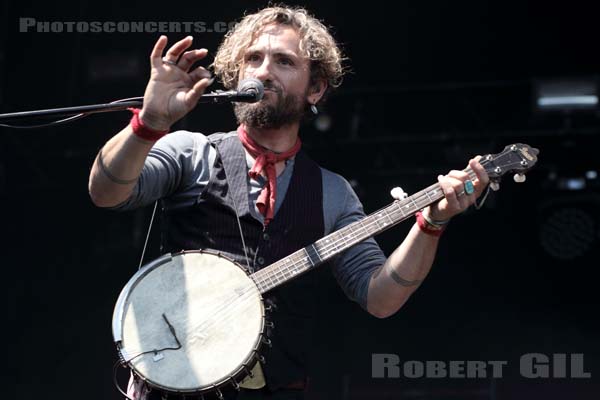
[0,78,263,124]
[0,98,144,123]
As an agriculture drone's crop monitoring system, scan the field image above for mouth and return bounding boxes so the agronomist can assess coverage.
[261,89,278,100]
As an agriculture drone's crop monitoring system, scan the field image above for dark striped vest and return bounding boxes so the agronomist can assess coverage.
[160,132,325,390]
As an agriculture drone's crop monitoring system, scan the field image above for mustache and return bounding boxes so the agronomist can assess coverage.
[262,81,281,93]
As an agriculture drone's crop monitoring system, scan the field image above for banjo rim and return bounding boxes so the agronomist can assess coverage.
[112,249,267,394]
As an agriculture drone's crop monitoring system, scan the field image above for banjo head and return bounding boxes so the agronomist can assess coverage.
[112,251,264,394]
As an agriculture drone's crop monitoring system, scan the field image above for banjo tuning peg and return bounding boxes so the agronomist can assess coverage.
[390,186,408,200]
[490,181,500,191]
[513,173,526,183]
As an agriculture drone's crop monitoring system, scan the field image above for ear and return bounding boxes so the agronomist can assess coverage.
[307,79,328,105]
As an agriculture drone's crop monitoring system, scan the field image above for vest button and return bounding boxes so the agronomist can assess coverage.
[262,233,270,241]
[257,256,265,265]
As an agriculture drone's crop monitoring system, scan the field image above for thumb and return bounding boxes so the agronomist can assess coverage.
[185,77,215,108]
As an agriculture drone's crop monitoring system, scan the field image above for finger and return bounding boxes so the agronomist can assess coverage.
[438,175,461,210]
[178,49,209,72]
[470,158,489,185]
[469,159,489,196]
[150,35,168,68]
[447,174,475,209]
[164,36,194,63]
[447,169,470,182]
[458,190,472,209]
[449,162,484,198]
[185,77,215,107]
[189,65,212,82]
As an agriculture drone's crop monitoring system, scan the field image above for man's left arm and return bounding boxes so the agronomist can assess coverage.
[366,158,489,318]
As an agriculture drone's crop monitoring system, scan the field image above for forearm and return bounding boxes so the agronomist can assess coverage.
[366,222,440,318]
[88,125,155,207]
[365,158,490,318]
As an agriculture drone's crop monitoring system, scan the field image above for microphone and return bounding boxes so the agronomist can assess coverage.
[198,78,264,104]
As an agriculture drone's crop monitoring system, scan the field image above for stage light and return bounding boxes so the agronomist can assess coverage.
[534,78,598,112]
[558,177,586,191]
[546,171,599,191]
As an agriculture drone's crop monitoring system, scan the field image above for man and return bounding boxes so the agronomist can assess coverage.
[88,6,488,400]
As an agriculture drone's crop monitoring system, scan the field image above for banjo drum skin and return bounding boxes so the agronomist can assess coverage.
[112,250,266,395]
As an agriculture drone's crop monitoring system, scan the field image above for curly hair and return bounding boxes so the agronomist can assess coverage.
[212,6,345,105]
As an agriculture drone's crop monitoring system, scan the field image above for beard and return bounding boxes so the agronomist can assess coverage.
[233,84,307,129]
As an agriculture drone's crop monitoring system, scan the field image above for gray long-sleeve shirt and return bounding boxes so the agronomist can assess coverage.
[114,130,386,309]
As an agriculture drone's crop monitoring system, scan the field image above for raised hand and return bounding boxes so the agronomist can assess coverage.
[139,35,214,131]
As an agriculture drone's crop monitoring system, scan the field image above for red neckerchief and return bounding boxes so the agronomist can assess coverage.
[237,125,302,226]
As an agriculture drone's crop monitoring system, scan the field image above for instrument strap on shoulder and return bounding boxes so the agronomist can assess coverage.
[138,200,159,270]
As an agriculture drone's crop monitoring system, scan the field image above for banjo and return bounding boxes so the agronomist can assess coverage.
[112,144,539,398]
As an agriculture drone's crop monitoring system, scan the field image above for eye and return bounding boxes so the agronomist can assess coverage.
[279,57,294,66]
[246,53,261,62]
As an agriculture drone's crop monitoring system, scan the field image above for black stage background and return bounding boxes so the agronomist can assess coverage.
[2,1,599,399]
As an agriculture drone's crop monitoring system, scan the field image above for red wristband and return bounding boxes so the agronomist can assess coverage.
[128,108,169,141]
[415,211,445,237]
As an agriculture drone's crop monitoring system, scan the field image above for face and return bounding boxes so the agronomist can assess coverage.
[234,24,321,129]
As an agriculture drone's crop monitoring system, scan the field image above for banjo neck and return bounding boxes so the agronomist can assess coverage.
[251,141,540,294]
[250,168,477,294]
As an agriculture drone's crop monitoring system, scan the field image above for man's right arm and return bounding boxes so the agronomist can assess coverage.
[88,35,214,208]
[88,124,155,208]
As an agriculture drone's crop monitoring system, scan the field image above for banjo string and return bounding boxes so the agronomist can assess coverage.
[185,174,431,333]
[122,163,490,364]
[250,164,486,289]
[182,178,468,332]
[127,162,491,350]
[183,149,492,326]
[189,164,487,331]
[186,183,450,334]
